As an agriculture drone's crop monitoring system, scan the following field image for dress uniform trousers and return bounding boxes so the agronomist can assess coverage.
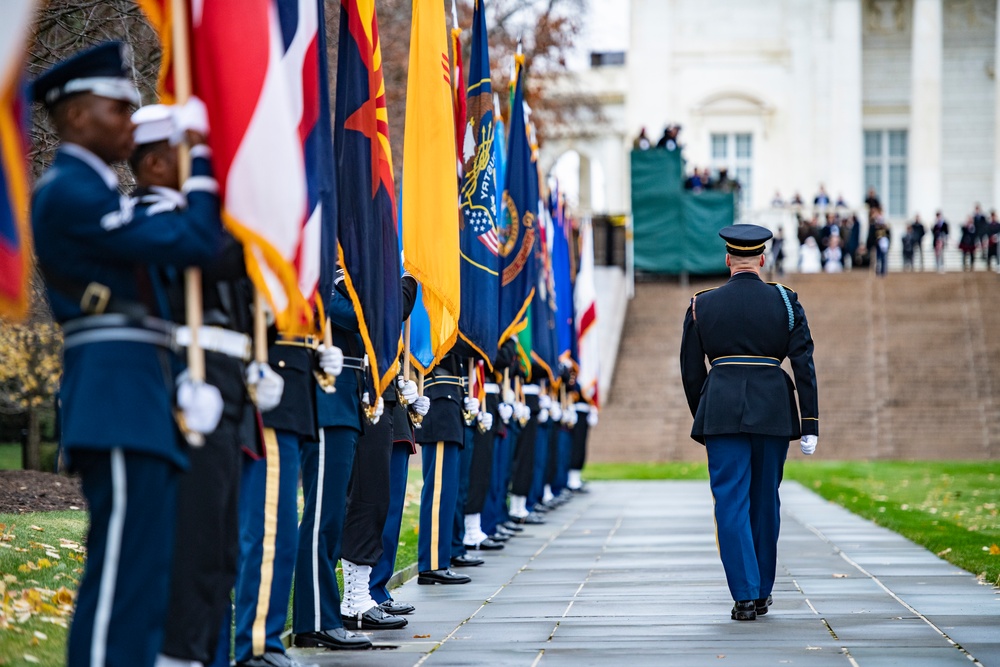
[705,433,788,602]
[570,409,589,472]
[451,424,478,558]
[68,450,177,667]
[548,425,572,496]
[231,427,303,661]
[529,419,554,507]
[370,437,413,604]
[161,352,246,664]
[419,441,461,571]
[341,403,394,567]
[481,421,517,538]
[509,392,540,497]
[293,425,358,633]
[465,392,499,515]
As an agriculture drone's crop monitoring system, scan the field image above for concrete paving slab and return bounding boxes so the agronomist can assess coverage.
[292,481,999,666]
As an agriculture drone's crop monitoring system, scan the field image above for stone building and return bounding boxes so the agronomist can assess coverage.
[544,0,1000,224]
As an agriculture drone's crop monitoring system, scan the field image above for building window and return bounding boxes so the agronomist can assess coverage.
[863,129,907,218]
[710,132,752,212]
[590,51,626,68]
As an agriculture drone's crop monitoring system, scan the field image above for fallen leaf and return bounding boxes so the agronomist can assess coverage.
[937,548,952,557]
[716,655,725,659]
[413,634,431,639]
[990,544,1000,556]
[832,573,848,578]
[29,526,43,532]
[23,656,39,664]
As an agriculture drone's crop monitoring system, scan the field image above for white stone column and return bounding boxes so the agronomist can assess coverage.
[994,0,1000,209]
[909,0,943,218]
[626,0,672,136]
[829,0,864,208]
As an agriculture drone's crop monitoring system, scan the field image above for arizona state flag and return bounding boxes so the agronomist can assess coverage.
[402,0,460,373]
[457,0,500,365]
[0,1,35,323]
[497,56,537,345]
[337,0,403,395]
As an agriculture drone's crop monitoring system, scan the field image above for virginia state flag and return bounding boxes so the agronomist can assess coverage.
[0,1,35,323]
[530,202,557,383]
[549,187,575,366]
[337,0,403,395]
[457,0,500,365]
[402,0,460,374]
[497,56,537,345]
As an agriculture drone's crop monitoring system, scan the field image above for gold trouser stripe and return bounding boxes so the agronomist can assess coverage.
[252,428,281,655]
[430,441,444,571]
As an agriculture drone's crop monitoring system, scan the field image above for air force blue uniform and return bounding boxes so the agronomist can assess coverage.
[31,44,221,666]
[680,225,818,607]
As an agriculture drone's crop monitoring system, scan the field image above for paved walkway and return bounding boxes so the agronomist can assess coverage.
[294,481,1000,666]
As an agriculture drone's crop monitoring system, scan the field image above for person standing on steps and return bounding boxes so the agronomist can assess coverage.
[680,224,819,622]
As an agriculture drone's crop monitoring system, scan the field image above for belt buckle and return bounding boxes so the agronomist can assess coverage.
[81,282,111,314]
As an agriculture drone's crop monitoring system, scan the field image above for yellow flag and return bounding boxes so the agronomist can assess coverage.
[402,0,460,369]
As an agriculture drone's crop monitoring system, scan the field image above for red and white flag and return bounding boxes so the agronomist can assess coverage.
[574,218,599,407]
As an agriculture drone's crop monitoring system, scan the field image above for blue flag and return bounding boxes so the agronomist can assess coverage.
[549,187,575,365]
[497,57,537,345]
[398,200,435,372]
[530,204,558,383]
[335,0,403,395]
[457,0,500,365]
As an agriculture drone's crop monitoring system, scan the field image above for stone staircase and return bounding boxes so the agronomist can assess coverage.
[590,271,1000,462]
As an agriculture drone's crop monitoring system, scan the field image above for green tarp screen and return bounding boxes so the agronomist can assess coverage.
[631,150,733,274]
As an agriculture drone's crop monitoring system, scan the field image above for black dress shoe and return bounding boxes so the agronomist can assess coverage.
[342,604,407,630]
[511,513,545,525]
[568,484,589,494]
[418,568,472,584]
[292,628,372,650]
[489,531,511,542]
[466,537,504,551]
[731,600,757,621]
[379,598,415,615]
[755,595,773,615]
[450,554,484,567]
[501,520,525,532]
[530,503,550,513]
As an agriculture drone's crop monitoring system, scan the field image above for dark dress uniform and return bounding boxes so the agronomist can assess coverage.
[30,43,222,667]
[291,280,368,648]
[416,347,475,579]
[680,224,818,618]
[134,158,256,665]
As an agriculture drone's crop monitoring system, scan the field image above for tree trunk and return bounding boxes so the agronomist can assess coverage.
[24,406,41,471]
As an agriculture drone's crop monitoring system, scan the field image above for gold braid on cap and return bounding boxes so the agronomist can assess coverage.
[726,241,766,252]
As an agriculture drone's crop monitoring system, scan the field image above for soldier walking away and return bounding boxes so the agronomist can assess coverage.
[680,224,819,622]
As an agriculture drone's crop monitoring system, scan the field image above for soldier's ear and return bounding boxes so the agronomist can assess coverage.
[759,254,765,267]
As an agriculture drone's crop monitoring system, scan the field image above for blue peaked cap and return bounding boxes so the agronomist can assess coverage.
[31,41,140,108]
[719,224,772,256]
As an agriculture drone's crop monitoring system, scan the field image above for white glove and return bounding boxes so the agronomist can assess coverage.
[374,397,385,419]
[537,408,549,424]
[477,411,494,431]
[174,96,209,139]
[800,435,818,456]
[177,377,223,435]
[411,395,430,416]
[549,403,562,423]
[396,377,418,404]
[565,409,578,427]
[587,406,599,427]
[499,402,514,424]
[317,344,344,377]
[464,396,480,416]
[538,394,552,410]
[246,361,284,412]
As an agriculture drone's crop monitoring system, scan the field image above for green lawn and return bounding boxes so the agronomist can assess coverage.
[0,442,60,471]
[583,460,1000,586]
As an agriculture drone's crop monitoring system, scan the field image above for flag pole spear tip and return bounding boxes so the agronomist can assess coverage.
[452,0,459,29]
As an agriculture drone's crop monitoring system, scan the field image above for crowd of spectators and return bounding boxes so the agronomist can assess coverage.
[767,185,1000,276]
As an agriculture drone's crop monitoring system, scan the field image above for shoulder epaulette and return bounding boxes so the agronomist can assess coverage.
[692,287,717,298]
[771,283,795,331]
[766,281,796,294]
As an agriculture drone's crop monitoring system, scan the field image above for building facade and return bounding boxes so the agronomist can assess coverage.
[544,0,1000,224]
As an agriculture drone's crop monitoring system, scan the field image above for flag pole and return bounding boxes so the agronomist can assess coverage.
[172,0,205,446]
[403,318,412,380]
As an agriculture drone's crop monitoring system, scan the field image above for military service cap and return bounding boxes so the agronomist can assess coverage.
[31,42,140,108]
[719,224,772,256]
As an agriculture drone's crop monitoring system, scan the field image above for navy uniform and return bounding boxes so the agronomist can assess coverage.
[680,224,818,621]
[30,44,222,667]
